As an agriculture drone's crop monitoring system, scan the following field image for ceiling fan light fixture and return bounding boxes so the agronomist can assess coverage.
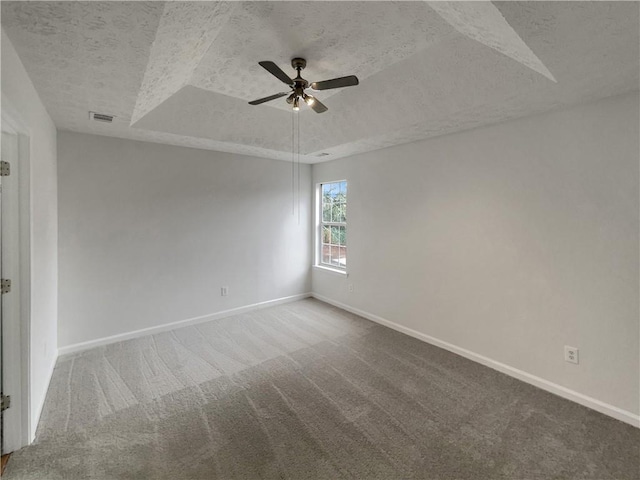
[303,94,315,106]
[293,97,300,111]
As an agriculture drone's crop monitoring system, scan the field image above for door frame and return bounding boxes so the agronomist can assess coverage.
[1,97,32,452]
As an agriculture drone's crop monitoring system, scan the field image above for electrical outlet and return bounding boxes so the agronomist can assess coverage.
[564,346,579,364]
[221,286,229,296]
[348,283,354,292]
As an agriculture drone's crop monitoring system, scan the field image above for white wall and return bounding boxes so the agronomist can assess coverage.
[57,132,311,348]
[1,30,58,436]
[312,92,639,420]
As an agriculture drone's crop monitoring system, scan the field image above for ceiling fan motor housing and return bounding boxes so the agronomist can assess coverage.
[291,58,309,97]
[291,58,307,70]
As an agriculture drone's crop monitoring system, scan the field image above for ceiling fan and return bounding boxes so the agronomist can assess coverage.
[248,58,359,113]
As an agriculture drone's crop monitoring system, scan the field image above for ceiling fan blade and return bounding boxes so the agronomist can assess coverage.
[308,96,328,113]
[258,61,293,85]
[310,75,359,91]
[248,92,289,105]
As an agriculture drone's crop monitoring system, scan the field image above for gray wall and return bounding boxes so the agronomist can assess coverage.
[1,30,59,437]
[58,132,311,348]
[312,92,639,416]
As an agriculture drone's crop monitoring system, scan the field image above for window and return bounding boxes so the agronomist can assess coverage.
[319,180,347,269]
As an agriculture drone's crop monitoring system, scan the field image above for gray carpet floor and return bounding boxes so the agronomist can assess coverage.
[4,299,639,479]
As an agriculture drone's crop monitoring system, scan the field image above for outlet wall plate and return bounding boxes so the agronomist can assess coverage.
[221,286,229,296]
[564,345,579,364]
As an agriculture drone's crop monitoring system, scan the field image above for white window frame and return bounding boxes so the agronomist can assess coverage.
[315,180,348,274]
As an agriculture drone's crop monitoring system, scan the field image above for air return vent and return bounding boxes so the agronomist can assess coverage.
[89,111,114,123]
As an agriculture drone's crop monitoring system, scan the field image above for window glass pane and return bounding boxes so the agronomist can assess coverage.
[322,244,330,264]
[330,245,340,266]
[322,226,331,244]
[339,246,346,267]
[331,226,340,245]
[340,226,346,246]
[322,201,331,222]
[335,203,346,223]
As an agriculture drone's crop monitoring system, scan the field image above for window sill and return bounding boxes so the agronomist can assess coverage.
[313,265,348,276]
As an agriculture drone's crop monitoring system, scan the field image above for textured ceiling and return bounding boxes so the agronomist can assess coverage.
[2,1,638,163]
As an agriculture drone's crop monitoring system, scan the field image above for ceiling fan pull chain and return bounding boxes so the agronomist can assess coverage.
[297,111,301,225]
[291,110,296,215]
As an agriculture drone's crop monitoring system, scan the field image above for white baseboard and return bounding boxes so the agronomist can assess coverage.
[31,349,58,443]
[58,293,312,356]
[312,293,640,428]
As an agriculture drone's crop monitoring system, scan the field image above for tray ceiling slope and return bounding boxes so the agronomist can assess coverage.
[2,1,638,163]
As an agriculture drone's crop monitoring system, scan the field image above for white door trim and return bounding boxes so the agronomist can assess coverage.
[1,97,32,451]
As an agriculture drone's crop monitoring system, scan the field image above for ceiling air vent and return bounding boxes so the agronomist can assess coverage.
[316,152,330,157]
[89,111,114,123]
